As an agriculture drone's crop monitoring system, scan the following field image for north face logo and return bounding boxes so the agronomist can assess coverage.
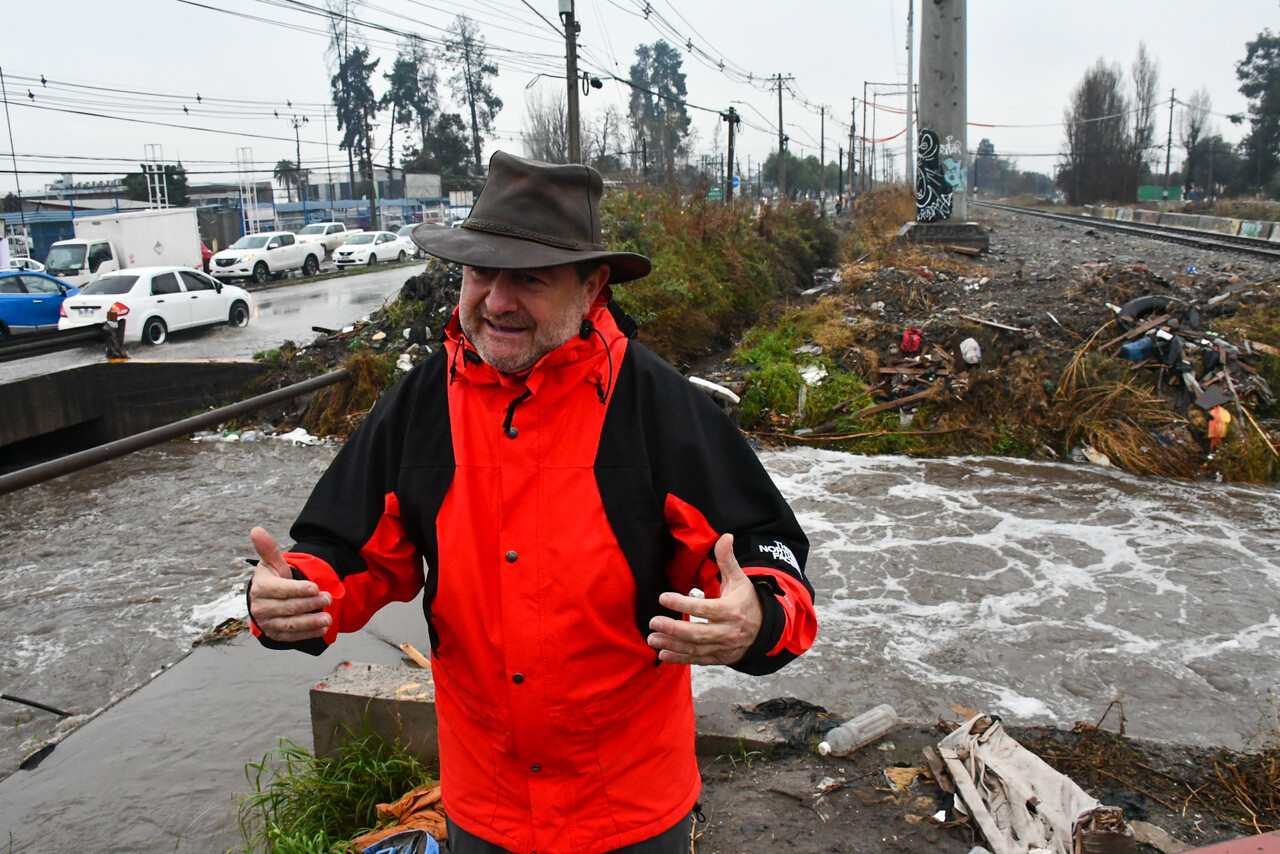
[758,541,799,571]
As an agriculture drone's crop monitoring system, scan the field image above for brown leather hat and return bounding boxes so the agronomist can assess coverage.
[411,151,651,284]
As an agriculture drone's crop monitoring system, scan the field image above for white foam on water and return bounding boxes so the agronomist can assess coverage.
[695,447,1280,748]
[186,588,250,635]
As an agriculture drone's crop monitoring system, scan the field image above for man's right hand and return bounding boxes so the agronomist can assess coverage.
[248,526,333,642]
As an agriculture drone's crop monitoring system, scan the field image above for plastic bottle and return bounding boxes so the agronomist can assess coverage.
[817,704,900,756]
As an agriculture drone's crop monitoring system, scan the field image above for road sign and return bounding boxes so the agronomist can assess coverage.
[707,188,724,201]
[732,175,740,189]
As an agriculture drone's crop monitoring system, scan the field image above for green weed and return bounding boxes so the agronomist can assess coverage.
[716,739,766,771]
[237,732,435,854]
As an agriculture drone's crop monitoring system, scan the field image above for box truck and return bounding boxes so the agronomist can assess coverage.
[44,208,203,289]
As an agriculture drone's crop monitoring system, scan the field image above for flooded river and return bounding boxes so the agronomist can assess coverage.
[1,440,1278,787]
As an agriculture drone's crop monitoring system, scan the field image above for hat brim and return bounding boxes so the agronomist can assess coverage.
[411,222,651,285]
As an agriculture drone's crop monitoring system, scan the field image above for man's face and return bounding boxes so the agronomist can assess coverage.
[459,263,607,374]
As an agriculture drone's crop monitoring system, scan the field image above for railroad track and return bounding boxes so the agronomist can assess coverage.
[974,201,1280,262]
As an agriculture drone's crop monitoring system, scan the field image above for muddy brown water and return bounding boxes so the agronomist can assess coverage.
[1,440,1278,832]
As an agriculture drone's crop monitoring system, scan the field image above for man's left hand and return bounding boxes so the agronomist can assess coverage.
[647,534,763,666]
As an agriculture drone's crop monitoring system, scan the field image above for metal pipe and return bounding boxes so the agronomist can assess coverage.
[0,368,350,495]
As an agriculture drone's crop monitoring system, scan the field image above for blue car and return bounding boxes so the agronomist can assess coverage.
[0,270,81,338]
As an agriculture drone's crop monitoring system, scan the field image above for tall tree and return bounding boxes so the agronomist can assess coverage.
[1130,42,1160,177]
[522,86,569,164]
[405,37,441,155]
[273,158,306,202]
[1236,29,1280,193]
[123,163,189,206]
[1057,59,1135,204]
[325,0,362,194]
[331,46,380,198]
[402,112,473,191]
[444,15,503,172]
[382,43,427,195]
[627,41,691,178]
[1179,88,1213,195]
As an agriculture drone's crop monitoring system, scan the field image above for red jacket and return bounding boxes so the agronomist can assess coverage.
[256,297,816,854]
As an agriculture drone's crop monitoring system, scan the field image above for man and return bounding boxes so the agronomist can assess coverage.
[248,151,817,854]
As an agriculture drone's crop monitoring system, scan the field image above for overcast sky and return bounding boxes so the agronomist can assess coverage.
[1,0,1275,198]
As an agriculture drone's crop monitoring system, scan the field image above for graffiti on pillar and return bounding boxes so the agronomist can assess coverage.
[939,135,967,199]
[915,128,952,222]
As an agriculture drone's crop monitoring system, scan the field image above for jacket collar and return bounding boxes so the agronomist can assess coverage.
[444,295,624,396]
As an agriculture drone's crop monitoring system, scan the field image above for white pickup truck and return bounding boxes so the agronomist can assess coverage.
[295,221,356,255]
[209,231,322,284]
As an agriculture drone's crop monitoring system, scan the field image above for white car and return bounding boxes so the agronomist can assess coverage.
[58,266,254,345]
[6,257,45,273]
[333,231,412,267]
[209,231,322,284]
[395,225,425,258]
[296,221,353,255]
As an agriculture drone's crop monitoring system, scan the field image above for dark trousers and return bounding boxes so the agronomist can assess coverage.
[445,812,693,854]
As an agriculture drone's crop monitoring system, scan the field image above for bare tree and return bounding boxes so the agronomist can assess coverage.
[1180,88,1213,194]
[522,86,569,164]
[1130,43,1160,175]
[586,105,625,172]
[1057,59,1133,204]
[444,15,503,173]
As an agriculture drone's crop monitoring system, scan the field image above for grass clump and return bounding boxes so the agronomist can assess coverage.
[303,351,399,438]
[603,188,837,365]
[1054,349,1202,478]
[238,732,435,854]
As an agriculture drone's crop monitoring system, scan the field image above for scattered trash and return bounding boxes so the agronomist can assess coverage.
[274,427,323,446]
[350,785,445,852]
[959,337,982,365]
[688,375,741,405]
[191,617,248,647]
[938,714,1133,854]
[818,703,899,756]
[799,364,828,385]
[901,327,923,355]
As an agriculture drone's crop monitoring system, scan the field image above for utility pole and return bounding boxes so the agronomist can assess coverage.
[905,0,915,189]
[861,86,868,193]
[560,0,582,164]
[918,0,969,220]
[905,0,986,248]
[1163,87,1175,198]
[849,98,856,199]
[290,114,309,222]
[837,146,843,208]
[723,107,739,202]
[819,105,826,216]
[774,74,790,201]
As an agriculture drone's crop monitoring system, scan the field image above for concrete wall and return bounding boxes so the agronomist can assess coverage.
[1087,205,1277,241]
[1,361,267,457]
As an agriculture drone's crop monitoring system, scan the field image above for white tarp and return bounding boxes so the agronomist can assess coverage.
[937,715,1104,854]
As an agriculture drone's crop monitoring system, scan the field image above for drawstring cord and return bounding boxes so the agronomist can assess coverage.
[501,390,531,438]
[579,318,614,404]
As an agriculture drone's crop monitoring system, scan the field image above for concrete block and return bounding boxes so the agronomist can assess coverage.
[310,662,438,763]
[1201,216,1240,235]
[1240,220,1272,239]
[1102,207,1118,220]
[1134,210,1160,224]
[1115,207,1134,221]
[896,221,990,251]
[1159,212,1199,230]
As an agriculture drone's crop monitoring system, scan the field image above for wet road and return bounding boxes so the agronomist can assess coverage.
[0,263,417,383]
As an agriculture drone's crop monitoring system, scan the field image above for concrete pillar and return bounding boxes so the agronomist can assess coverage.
[917,0,967,222]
